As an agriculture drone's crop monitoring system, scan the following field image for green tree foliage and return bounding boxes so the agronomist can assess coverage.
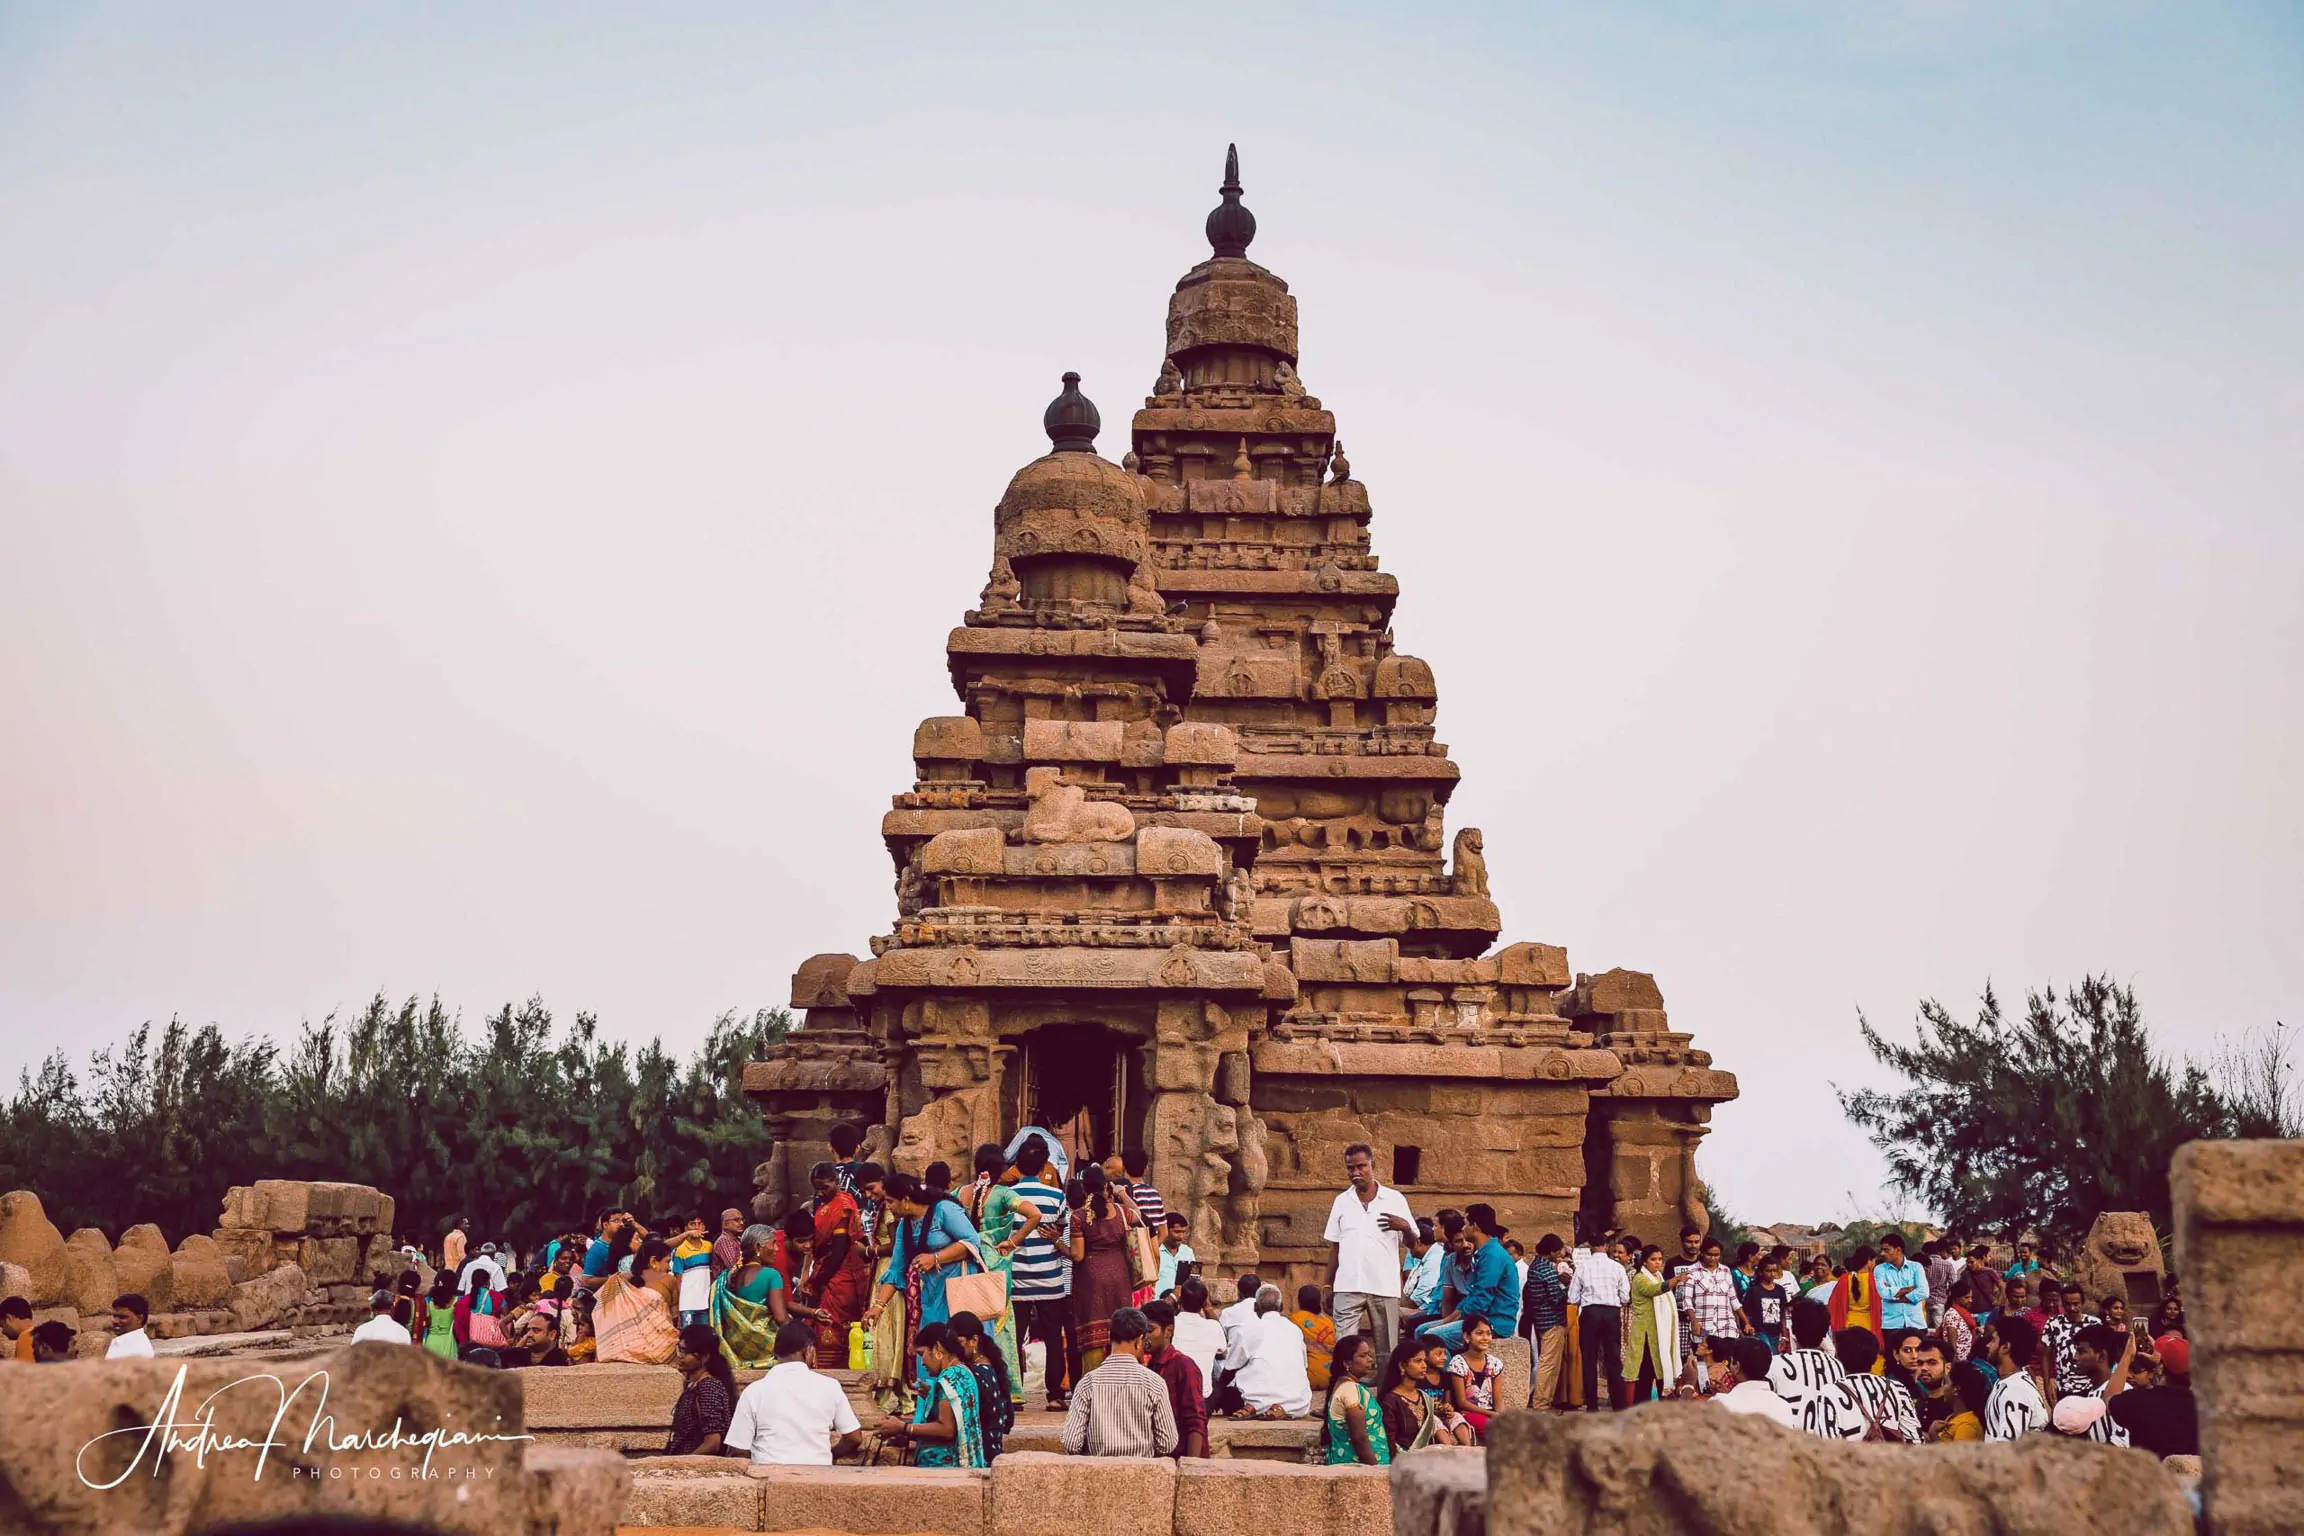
[0,996,790,1244]
[1700,1174,1752,1256]
[1839,976,2287,1256]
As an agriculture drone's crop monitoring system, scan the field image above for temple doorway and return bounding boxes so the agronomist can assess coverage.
[1013,1024,1145,1174]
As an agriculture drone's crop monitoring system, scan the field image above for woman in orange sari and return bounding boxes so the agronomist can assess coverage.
[803,1160,872,1369]
[1828,1244,1885,1366]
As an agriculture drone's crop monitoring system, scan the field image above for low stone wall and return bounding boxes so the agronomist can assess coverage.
[0,1182,406,1356]
[620,1450,1389,1535]
[1385,1409,2193,1536]
[0,1341,625,1535]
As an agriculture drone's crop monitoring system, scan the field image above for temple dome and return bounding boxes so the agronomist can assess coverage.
[1166,149,1297,368]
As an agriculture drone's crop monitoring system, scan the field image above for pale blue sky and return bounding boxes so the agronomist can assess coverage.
[2,3,2298,1223]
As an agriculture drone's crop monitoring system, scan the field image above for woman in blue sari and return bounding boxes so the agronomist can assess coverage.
[863,1171,986,1351]
[874,1320,987,1468]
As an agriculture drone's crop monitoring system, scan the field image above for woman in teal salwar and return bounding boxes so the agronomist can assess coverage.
[963,1141,1039,1405]
[863,1172,985,1371]
[874,1321,987,1468]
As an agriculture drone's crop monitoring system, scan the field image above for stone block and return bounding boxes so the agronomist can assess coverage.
[991,1450,1172,1536]
[521,1360,690,1431]
[1483,1406,2191,1536]
[61,1229,118,1317]
[0,1261,28,1302]
[792,951,864,1009]
[523,1444,631,1535]
[1492,1336,1531,1413]
[2175,1138,2304,1536]
[298,1234,362,1284]
[923,826,1008,874]
[1574,969,1663,1015]
[1023,717,1124,763]
[227,1261,311,1332]
[169,1233,233,1308]
[1494,943,1570,989]
[375,1191,396,1238]
[0,1191,70,1305]
[1291,937,1398,984]
[218,1185,259,1229]
[913,714,986,764]
[1390,1446,1486,1536]
[1137,825,1223,876]
[755,1464,988,1535]
[1175,1459,1392,1536]
[623,1468,764,1529]
[1164,720,1239,765]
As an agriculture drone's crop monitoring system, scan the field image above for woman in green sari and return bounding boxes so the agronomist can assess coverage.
[713,1223,811,1369]
[1323,1334,1390,1465]
[874,1321,986,1469]
[962,1141,1039,1405]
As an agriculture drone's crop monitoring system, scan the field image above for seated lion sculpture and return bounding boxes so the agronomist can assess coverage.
[1021,765,1136,844]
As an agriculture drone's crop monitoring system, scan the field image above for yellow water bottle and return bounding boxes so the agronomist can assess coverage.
[849,1321,868,1371]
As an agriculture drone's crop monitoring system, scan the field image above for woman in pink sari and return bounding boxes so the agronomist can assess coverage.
[803,1160,873,1369]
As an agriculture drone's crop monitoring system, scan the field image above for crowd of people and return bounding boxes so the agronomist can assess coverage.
[271,1130,2193,1471]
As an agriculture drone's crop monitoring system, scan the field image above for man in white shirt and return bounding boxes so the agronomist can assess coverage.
[1217,1287,1311,1418]
[351,1289,413,1345]
[105,1294,156,1359]
[1171,1276,1227,1391]
[1217,1273,1264,1361]
[1322,1143,1416,1358]
[723,1321,862,1465]
[459,1242,508,1296]
[1565,1235,1631,1410]
[1712,1337,1799,1429]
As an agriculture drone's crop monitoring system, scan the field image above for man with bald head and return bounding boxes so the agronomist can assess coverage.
[712,1208,746,1278]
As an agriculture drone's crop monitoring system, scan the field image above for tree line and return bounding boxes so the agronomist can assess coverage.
[0,994,790,1245]
[1840,974,2296,1256]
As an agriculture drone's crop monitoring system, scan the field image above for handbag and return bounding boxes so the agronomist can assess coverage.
[467,1307,509,1350]
[1126,1222,1160,1289]
[945,1249,1009,1322]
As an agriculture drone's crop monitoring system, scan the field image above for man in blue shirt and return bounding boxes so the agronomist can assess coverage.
[1415,1204,1520,1349]
[580,1209,629,1291]
[1874,1230,1930,1332]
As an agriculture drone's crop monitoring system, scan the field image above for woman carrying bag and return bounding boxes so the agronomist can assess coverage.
[864,1172,991,1381]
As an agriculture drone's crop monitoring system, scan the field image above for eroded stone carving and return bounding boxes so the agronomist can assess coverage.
[1021,765,1137,843]
[1452,827,1489,897]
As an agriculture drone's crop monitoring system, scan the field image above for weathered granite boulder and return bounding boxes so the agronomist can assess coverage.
[225,1259,311,1332]
[0,1192,69,1305]
[60,1229,117,1317]
[1482,1403,2192,1536]
[1392,1447,1487,1536]
[0,1343,624,1534]
[0,1261,29,1303]
[111,1223,173,1313]
[169,1232,233,1308]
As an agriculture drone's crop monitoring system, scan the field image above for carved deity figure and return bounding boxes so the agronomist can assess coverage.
[1452,826,1490,897]
[1153,358,1182,396]
[980,556,1021,610]
[1274,360,1306,399]
[1021,765,1136,843]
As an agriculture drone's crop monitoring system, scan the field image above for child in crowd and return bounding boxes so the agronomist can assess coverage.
[671,1216,716,1329]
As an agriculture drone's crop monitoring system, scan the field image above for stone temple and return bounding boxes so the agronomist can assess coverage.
[746,148,1737,1287]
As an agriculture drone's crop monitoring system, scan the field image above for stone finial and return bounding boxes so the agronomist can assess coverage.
[1232,436,1253,480]
[1042,371,1100,454]
[1205,143,1256,259]
[1329,439,1351,483]
[1121,449,1142,474]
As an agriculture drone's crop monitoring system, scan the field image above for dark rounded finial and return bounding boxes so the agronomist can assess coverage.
[1043,370,1100,454]
[1205,142,1256,260]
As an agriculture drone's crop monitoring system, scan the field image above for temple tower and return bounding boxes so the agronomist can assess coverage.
[747,150,1736,1281]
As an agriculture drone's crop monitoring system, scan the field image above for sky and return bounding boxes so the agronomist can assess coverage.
[2,3,2299,1224]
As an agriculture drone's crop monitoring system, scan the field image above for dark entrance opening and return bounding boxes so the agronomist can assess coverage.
[1015,1024,1144,1174]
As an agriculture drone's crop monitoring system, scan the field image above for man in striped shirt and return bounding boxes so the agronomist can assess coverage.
[1007,1136,1076,1408]
[1835,1328,1921,1441]
[2042,1281,2101,1397]
[1116,1149,1166,1229]
[1767,1299,1865,1440]
[1982,1313,2052,1440]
